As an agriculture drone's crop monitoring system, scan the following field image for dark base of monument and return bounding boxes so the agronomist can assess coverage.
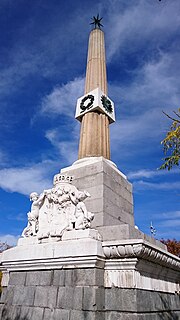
[0,270,179,320]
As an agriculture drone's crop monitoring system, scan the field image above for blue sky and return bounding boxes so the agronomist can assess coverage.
[0,0,179,246]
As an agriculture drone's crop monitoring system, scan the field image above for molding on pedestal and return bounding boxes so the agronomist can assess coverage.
[62,156,127,180]
[103,239,180,293]
[1,237,105,272]
[102,239,180,271]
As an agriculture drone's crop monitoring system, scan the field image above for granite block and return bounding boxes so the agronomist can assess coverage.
[83,287,105,311]
[43,308,70,320]
[0,305,21,320]
[34,286,57,308]
[12,285,35,306]
[26,271,53,286]
[65,269,104,287]
[57,286,83,310]
[70,310,104,320]
[105,312,137,320]
[32,307,44,320]
[105,288,137,312]
[9,271,26,286]
[53,270,65,286]
[20,306,33,319]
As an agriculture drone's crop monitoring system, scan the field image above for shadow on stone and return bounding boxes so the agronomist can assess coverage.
[158,294,179,320]
[1,307,29,320]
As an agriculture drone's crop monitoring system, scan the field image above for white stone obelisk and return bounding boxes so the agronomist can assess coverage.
[78,28,111,159]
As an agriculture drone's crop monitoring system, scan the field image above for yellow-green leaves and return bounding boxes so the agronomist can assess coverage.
[160,109,180,170]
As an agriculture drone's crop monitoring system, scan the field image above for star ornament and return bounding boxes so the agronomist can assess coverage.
[90,14,103,29]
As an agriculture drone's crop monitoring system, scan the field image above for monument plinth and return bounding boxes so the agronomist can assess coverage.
[0,16,179,320]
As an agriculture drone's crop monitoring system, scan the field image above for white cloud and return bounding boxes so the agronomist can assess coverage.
[161,211,180,220]
[127,168,179,180]
[0,161,54,196]
[41,77,84,117]
[105,0,180,62]
[158,219,180,228]
[109,50,180,160]
[133,180,180,191]
[45,126,79,164]
[0,234,20,247]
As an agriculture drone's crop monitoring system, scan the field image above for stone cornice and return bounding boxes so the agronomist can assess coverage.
[102,239,180,271]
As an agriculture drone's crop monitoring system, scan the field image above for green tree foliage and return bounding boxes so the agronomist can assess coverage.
[160,109,180,170]
[160,239,180,257]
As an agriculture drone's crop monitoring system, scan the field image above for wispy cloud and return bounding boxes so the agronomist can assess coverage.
[105,0,180,62]
[133,180,180,191]
[0,161,54,196]
[45,126,79,164]
[158,219,180,228]
[151,210,180,240]
[41,77,84,117]
[161,211,180,220]
[127,168,179,180]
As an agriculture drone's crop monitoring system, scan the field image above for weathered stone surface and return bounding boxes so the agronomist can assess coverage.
[43,308,70,320]
[53,269,65,286]
[83,287,105,311]
[26,270,53,286]
[0,287,7,303]
[1,305,21,320]
[137,290,180,312]
[105,288,137,312]
[20,306,33,319]
[105,312,138,320]
[61,157,135,229]
[70,310,104,320]
[57,286,83,310]
[32,307,44,320]
[13,286,35,306]
[9,271,26,286]
[34,286,57,308]
[64,268,104,287]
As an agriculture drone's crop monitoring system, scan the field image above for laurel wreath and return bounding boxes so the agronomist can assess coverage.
[101,95,113,114]
[80,95,94,113]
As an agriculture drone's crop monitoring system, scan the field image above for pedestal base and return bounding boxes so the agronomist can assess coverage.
[0,237,180,320]
[61,157,134,228]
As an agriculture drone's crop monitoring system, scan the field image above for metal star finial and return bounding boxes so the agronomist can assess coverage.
[90,14,103,29]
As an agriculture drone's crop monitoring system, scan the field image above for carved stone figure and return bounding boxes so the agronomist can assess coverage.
[22,192,45,237]
[75,191,93,229]
[21,176,94,241]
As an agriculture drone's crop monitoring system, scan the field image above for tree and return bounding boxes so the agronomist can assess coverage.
[160,239,180,257]
[160,109,180,170]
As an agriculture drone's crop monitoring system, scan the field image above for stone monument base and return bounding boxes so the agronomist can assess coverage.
[0,232,180,320]
[0,159,179,319]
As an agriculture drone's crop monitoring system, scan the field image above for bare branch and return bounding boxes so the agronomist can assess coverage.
[173,110,180,119]
[162,110,180,123]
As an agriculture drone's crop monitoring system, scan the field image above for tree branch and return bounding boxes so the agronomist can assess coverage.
[162,110,180,123]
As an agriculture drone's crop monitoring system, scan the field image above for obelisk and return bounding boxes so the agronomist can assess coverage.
[76,16,115,160]
[0,17,179,320]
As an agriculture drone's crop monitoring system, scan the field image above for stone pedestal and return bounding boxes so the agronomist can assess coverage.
[0,234,180,320]
[61,157,134,228]
[0,158,180,319]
